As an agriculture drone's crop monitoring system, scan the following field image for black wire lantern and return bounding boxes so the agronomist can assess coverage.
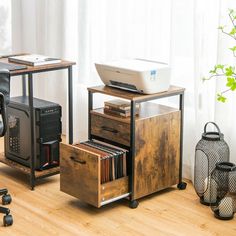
[194,122,230,205]
[210,162,236,220]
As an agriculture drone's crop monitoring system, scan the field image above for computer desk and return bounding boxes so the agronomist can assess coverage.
[0,56,75,189]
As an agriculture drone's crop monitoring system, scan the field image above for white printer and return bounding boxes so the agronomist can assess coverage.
[95,59,171,94]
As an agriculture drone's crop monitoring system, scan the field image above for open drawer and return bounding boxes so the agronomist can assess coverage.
[60,142,130,208]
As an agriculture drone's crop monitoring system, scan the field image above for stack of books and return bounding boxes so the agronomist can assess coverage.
[104,99,140,117]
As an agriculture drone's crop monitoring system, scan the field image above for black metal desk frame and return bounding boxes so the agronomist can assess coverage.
[11,65,74,190]
[88,87,186,208]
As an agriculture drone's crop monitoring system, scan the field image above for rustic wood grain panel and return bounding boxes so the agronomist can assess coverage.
[134,111,180,199]
[91,113,130,146]
[100,176,129,203]
[168,111,181,187]
[60,143,100,207]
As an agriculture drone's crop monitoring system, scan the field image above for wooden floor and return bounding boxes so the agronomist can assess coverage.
[0,142,235,235]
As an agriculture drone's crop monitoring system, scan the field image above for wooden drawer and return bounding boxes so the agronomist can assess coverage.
[60,143,129,208]
[91,112,130,146]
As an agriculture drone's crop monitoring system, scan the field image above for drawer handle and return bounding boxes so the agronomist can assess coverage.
[101,126,118,134]
[70,156,86,164]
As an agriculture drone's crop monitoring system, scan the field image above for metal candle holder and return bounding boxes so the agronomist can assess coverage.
[210,162,236,220]
[194,122,229,205]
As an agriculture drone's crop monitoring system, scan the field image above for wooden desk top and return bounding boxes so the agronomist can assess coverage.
[88,85,185,102]
[0,57,75,76]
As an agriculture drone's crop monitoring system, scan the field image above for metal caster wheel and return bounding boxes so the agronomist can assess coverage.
[129,200,139,209]
[3,214,13,227]
[2,194,12,205]
[177,182,187,190]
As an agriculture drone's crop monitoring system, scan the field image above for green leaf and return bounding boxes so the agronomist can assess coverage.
[218,25,225,30]
[231,84,236,91]
[209,64,225,74]
[226,77,234,85]
[215,64,224,70]
[229,9,234,14]
[226,77,236,91]
[217,94,227,103]
[229,46,236,52]
[225,66,235,76]
[228,9,236,17]
[229,27,236,35]
[209,68,216,74]
[209,69,216,74]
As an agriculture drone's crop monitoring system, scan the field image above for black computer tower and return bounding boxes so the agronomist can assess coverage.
[4,96,62,170]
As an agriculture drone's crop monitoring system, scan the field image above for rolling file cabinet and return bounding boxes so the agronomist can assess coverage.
[60,85,186,208]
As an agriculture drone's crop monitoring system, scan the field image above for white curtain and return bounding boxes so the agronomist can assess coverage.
[6,0,236,180]
[215,0,236,166]
[0,0,11,55]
